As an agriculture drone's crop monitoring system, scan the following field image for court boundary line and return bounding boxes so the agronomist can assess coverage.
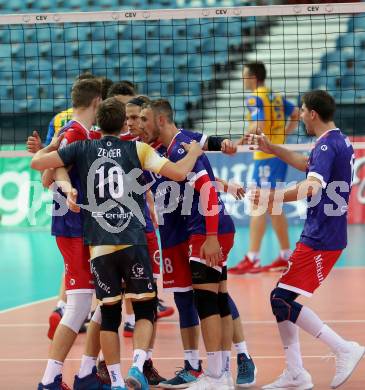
[0,296,57,314]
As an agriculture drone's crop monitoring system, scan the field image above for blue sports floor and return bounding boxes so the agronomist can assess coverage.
[1,224,364,311]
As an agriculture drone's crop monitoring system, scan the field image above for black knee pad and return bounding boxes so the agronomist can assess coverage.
[194,289,219,320]
[228,293,240,320]
[132,298,157,325]
[100,303,122,333]
[218,292,231,318]
[270,287,302,323]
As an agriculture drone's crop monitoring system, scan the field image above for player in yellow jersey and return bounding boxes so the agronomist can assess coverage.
[229,62,300,275]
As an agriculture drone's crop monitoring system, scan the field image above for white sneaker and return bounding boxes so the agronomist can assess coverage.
[223,371,235,389]
[262,368,313,390]
[188,373,233,390]
[331,341,365,389]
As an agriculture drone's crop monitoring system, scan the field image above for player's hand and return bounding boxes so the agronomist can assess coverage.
[67,188,80,213]
[245,130,273,154]
[200,235,223,268]
[26,130,43,154]
[226,182,245,200]
[48,134,65,151]
[181,140,203,157]
[221,139,237,155]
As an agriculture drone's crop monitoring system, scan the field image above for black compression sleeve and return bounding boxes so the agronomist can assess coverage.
[207,136,225,151]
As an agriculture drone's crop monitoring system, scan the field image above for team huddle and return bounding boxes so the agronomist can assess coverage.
[29,63,364,390]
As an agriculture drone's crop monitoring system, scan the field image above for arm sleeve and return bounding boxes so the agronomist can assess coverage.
[207,136,225,151]
[307,142,336,188]
[57,142,82,167]
[283,98,295,119]
[136,141,169,174]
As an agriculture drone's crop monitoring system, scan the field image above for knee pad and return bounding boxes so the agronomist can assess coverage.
[194,289,219,320]
[270,287,302,323]
[218,292,231,318]
[60,292,92,333]
[227,294,240,320]
[174,291,199,328]
[100,303,122,333]
[132,298,157,325]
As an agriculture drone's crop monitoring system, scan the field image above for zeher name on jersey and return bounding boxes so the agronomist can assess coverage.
[58,136,168,246]
[300,129,355,251]
[51,120,91,238]
[167,132,235,237]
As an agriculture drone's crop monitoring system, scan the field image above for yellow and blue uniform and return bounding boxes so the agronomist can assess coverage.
[245,86,295,187]
[45,107,73,145]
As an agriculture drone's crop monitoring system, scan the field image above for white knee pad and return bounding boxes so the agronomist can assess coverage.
[60,292,93,333]
[91,304,102,325]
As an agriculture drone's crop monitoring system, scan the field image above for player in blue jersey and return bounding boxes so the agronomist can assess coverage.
[247,90,364,390]
[140,99,256,389]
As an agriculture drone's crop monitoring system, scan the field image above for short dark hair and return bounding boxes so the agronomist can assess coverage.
[99,77,114,100]
[127,95,151,107]
[107,81,136,98]
[96,97,126,135]
[144,99,174,123]
[245,62,266,82]
[76,72,95,81]
[302,90,336,122]
[71,78,102,108]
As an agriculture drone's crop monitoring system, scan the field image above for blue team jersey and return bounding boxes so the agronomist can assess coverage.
[167,132,235,237]
[300,129,355,250]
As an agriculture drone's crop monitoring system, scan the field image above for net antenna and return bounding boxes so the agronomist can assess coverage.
[1,2,365,157]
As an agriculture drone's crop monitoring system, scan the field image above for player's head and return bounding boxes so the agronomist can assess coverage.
[98,77,114,101]
[107,81,136,104]
[71,78,102,112]
[301,90,336,135]
[243,62,266,91]
[126,96,151,138]
[139,99,174,144]
[96,97,126,136]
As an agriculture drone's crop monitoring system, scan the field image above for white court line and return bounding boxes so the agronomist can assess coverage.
[0,355,334,362]
[0,296,57,314]
[0,319,365,327]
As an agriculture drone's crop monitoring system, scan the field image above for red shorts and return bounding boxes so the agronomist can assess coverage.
[189,233,235,272]
[278,242,342,297]
[56,236,94,293]
[146,231,161,279]
[161,241,192,292]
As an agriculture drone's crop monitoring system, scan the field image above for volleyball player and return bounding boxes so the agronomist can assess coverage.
[248,90,364,389]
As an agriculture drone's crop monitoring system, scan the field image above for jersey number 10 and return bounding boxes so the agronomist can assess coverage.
[96,166,124,199]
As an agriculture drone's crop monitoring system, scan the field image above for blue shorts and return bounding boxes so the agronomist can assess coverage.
[252,157,287,188]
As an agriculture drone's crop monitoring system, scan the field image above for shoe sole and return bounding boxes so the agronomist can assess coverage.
[157,308,175,319]
[262,385,313,390]
[157,383,190,388]
[125,376,142,389]
[236,366,258,388]
[331,346,365,389]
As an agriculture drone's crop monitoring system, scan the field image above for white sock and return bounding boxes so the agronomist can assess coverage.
[280,249,292,260]
[107,363,125,387]
[78,355,97,378]
[222,351,231,372]
[132,349,147,372]
[278,321,303,372]
[41,359,63,385]
[247,252,259,262]
[316,324,351,353]
[184,350,200,370]
[206,351,222,378]
[125,313,135,326]
[56,300,66,315]
[99,351,104,362]
[146,349,153,361]
[234,341,250,358]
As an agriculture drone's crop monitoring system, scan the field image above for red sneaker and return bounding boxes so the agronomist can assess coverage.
[228,256,260,275]
[157,299,175,319]
[47,308,63,340]
[123,321,134,337]
[266,257,289,272]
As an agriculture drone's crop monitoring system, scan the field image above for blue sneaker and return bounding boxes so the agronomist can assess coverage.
[38,374,71,389]
[159,360,202,388]
[236,353,257,388]
[73,366,111,389]
[125,366,149,390]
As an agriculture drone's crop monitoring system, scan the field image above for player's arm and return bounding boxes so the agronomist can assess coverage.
[54,167,80,212]
[215,177,245,200]
[136,141,203,181]
[31,136,66,171]
[246,131,308,172]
